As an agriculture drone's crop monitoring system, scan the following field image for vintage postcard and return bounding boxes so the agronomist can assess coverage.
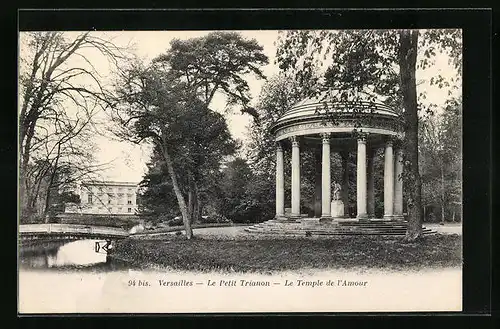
[18,26,463,313]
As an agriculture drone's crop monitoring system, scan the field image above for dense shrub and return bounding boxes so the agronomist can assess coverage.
[167,216,183,227]
[19,215,45,224]
[200,214,231,224]
[58,214,141,230]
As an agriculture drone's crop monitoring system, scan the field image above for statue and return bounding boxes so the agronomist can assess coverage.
[331,181,344,218]
[333,181,341,201]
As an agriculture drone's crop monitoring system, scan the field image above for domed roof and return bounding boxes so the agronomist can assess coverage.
[270,89,403,142]
[275,89,399,127]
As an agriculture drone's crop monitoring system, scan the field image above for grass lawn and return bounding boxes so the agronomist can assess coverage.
[111,233,462,273]
[135,223,247,235]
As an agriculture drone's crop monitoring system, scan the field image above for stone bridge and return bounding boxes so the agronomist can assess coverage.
[19,224,129,244]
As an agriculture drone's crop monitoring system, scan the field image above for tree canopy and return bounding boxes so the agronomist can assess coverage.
[153,32,269,113]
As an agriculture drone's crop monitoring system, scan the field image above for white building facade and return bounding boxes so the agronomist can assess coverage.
[65,181,139,215]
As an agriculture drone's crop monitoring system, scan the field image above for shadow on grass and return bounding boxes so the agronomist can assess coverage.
[112,234,462,274]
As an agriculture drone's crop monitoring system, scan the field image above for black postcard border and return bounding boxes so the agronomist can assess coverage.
[11,7,494,324]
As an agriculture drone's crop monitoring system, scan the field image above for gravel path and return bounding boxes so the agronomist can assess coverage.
[191,225,250,237]
[134,223,462,240]
[192,224,463,236]
[424,223,462,235]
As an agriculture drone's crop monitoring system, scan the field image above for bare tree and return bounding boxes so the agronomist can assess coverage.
[30,109,113,221]
[19,31,129,220]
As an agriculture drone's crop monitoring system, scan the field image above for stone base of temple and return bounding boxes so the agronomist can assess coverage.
[245,217,436,237]
[356,214,369,221]
[275,217,300,223]
[330,200,345,218]
[319,216,333,223]
[383,215,406,221]
[334,217,358,222]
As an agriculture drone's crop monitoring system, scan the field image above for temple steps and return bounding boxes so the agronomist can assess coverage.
[244,218,436,236]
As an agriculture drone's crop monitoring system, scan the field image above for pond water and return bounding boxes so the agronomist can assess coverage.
[18,239,132,272]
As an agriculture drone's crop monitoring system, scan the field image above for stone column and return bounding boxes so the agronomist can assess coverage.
[314,150,322,217]
[341,151,350,217]
[356,136,368,219]
[384,139,394,219]
[393,147,404,220]
[290,136,301,217]
[367,148,375,218]
[275,142,285,218]
[321,133,331,218]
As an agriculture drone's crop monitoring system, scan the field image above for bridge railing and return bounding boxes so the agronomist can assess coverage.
[19,224,129,237]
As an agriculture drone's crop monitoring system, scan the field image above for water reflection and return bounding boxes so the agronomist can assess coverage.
[19,239,128,271]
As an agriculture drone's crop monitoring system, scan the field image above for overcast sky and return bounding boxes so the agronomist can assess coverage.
[20,30,461,184]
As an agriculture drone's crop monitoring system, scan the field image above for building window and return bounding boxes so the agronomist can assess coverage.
[88,194,93,204]
[128,208,132,213]
[127,200,132,205]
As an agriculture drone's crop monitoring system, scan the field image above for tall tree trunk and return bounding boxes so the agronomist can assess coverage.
[28,174,46,222]
[440,162,445,225]
[195,198,202,223]
[193,181,201,223]
[20,122,37,219]
[187,174,193,222]
[399,29,423,241]
[44,187,53,224]
[19,36,47,176]
[43,175,56,223]
[187,172,200,224]
[19,173,27,223]
[43,144,62,222]
[160,142,193,239]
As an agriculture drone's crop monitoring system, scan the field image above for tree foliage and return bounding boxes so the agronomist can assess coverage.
[246,74,303,175]
[276,29,461,109]
[215,158,274,223]
[153,32,269,116]
[136,147,179,221]
[420,98,462,222]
